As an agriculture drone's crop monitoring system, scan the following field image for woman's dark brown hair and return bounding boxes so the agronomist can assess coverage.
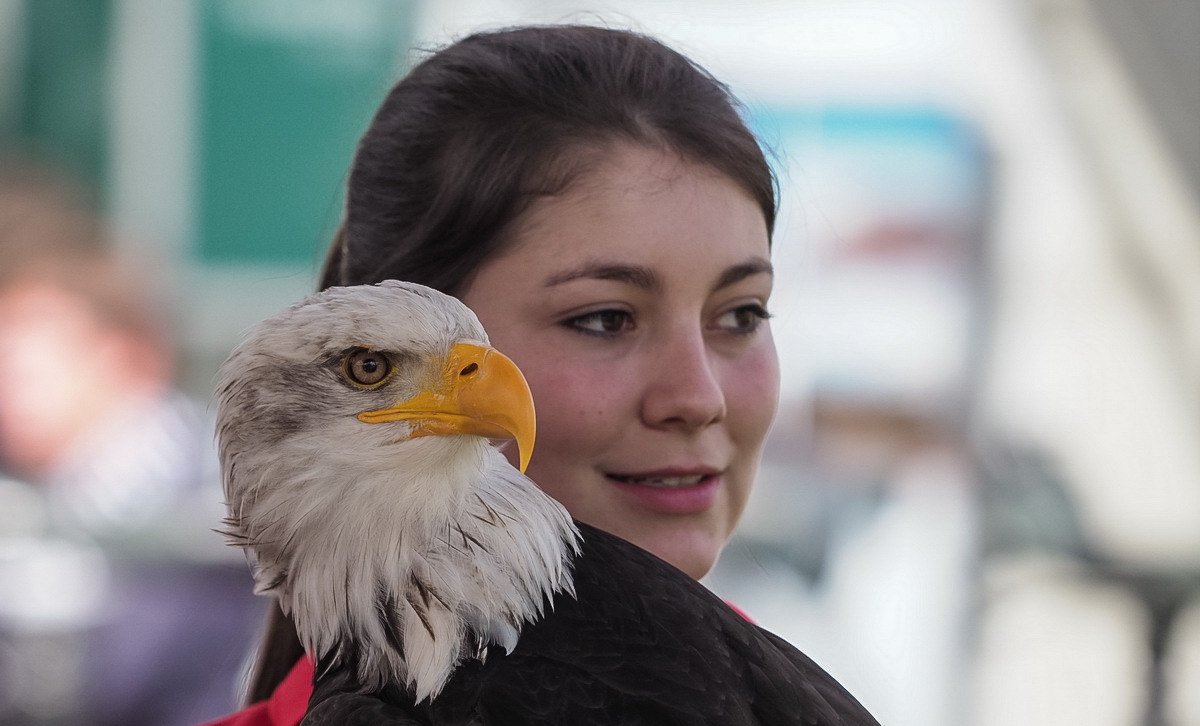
[248,23,776,704]
[319,24,776,295]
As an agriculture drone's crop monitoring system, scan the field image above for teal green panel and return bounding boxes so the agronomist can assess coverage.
[11,0,111,205]
[197,0,414,264]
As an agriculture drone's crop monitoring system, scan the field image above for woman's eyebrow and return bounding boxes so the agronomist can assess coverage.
[544,257,772,291]
[714,257,774,291]
[544,262,661,291]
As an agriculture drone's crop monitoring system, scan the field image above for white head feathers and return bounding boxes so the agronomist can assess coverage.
[216,281,578,700]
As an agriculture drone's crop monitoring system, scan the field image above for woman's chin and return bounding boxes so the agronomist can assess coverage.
[617,524,725,580]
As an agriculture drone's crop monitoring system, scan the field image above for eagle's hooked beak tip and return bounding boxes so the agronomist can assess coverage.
[357,343,535,473]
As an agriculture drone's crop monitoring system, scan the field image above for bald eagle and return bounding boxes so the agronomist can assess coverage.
[216,281,878,725]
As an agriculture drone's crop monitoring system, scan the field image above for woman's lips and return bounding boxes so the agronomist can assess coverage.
[607,472,707,488]
[606,470,720,513]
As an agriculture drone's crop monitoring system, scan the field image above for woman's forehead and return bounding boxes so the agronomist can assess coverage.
[500,144,768,264]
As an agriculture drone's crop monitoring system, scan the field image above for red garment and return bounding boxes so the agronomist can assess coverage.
[723,600,755,624]
[200,602,750,724]
[200,657,313,726]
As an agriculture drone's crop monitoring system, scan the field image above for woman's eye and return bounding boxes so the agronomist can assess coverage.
[714,304,771,334]
[565,309,635,336]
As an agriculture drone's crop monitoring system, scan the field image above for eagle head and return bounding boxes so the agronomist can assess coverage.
[215,281,577,701]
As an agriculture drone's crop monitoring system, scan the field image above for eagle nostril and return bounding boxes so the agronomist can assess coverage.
[459,363,479,377]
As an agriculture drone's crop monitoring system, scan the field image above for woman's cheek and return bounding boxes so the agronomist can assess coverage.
[726,342,781,438]
[533,362,626,429]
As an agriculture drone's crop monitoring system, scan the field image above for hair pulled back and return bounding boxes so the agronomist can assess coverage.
[320,24,776,294]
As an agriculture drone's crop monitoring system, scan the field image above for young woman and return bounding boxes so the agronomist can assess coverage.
[208,24,864,725]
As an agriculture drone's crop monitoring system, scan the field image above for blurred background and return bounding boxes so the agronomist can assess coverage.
[0,0,1197,724]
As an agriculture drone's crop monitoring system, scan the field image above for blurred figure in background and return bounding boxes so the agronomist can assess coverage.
[0,163,264,725]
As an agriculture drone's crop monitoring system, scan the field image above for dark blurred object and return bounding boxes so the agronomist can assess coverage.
[1088,0,1200,204]
[977,436,1200,726]
[976,439,1089,559]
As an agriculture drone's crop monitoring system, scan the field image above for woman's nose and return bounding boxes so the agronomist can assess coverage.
[639,330,726,432]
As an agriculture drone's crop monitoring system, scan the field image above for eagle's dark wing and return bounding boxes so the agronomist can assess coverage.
[303,692,424,726]
[307,523,878,726]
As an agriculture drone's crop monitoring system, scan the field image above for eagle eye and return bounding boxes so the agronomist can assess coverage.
[342,348,394,388]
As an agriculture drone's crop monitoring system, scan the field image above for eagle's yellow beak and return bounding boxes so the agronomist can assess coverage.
[357,343,535,473]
